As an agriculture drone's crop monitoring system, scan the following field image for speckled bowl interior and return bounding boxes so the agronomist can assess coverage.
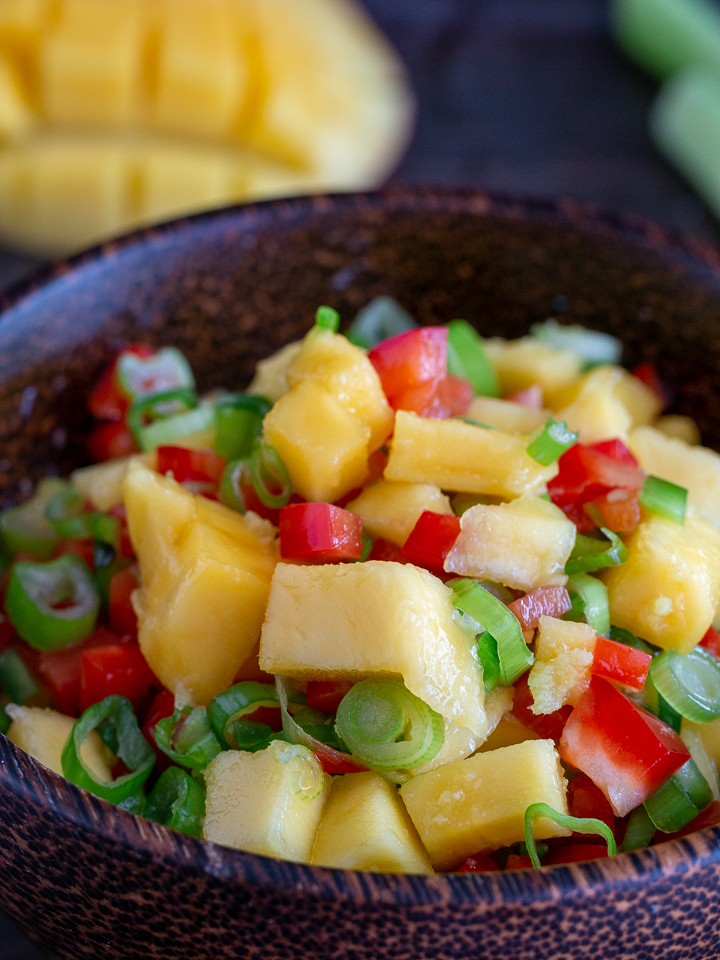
[2,188,720,960]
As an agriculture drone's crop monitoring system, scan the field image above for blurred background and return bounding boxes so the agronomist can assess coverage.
[2,0,720,955]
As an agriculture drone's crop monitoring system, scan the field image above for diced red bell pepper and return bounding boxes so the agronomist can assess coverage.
[506,384,543,408]
[456,853,501,873]
[590,439,640,469]
[79,642,155,713]
[568,772,616,832]
[700,626,720,659]
[590,489,641,533]
[367,538,410,564]
[511,673,572,741]
[34,627,126,715]
[657,799,720,841]
[549,442,645,510]
[505,855,534,871]
[631,361,670,410]
[314,751,369,774]
[591,636,651,691]
[87,420,139,462]
[306,680,355,715]
[87,345,154,421]
[156,446,226,485]
[508,586,572,632]
[109,567,139,637]
[559,676,691,817]
[543,844,609,865]
[401,511,461,571]
[426,375,474,418]
[279,502,363,562]
[53,538,95,569]
[368,327,448,411]
[243,706,284,731]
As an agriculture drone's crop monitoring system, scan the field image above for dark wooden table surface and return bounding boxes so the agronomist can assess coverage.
[3,0,719,956]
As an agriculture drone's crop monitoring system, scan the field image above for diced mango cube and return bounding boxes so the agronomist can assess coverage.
[603,512,720,654]
[528,617,596,714]
[263,378,370,503]
[0,53,35,139]
[385,412,557,498]
[347,480,452,548]
[311,772,432,873]
[466,395,549,434]
[479,714,540,753]
[260,560,486,736]
[485,337,583,399]
[247,341,302,402]
[71,452,155,511]
[203,742,330,862]
[399,739,569,869]
[444,497,575,591]
[655,415,701,446]
[6,704,111,781]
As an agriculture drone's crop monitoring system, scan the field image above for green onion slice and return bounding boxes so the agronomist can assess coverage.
[526,418,579,466]
[208,680,301,750]
[6,555,100,650]
[640,475,687,525]
[643,672,682,732]
[449,577,533,685]
[315,305,340,333]
[117,347,195,402]
[530,319,622,367]
[249,443,292,509]
[446,319,500,397]
[144,767,205,838]
[610,626,657,657]
[335,679,444,770]
[346,296,417,349]
[0,649,39,704]
[62,695,155,803]
[476,631,502,695]
[565,528,628,576]
[564,573,610,637]
[0,478,65,559]
[219,459,247,512]
[275,674,365,768]
[524,802,617,869]
[644,758,713,833]
[154,706,222,769]
[214,394,271,462]
[136,405,216,453]
[45,484,94,539]
[620,805,656,852]
[648,646,720,723]
[117,793,146,816]
[127,387,197,449]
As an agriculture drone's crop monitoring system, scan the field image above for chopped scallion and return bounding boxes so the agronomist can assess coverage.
[565,573,610,637]
[565,528,628,576]
[249,443,292,509]
[208,681,299,750]
[530,319,622,367]
[0,649,39,704]
[446,319,499,397]
[644,758,713,833]
[315,305,340,333]
[648,646,720,723]
[144,767,205,838]
[524,802,617,868]
[154,706,222,769]
[620,805,656,852]
[526,417,578,466]
[0,478,65,559]
[639,475,687,524]
[477,631,502,694]
[214,394,271,462]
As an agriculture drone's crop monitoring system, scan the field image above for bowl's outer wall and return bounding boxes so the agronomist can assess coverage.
[3,190,720,959]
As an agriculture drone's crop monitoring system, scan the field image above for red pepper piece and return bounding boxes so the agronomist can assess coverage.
[568,772,616,832]
[506,384,543,408]
[559,676,691,817]
[631,361,671,410]
[505,855,534,871]
[79,642,155,713]
[87,421,139,462]
[543,843,609,865]
[87,345,154,421]
[156,446,226,485]
[368,327,448,410]
[141,688,175,766]
[549,443,645,509]
[279,502,363,562]
[401,511,461,571]
[589,439,640,469]
[306,680,354,715]
[508,586,572,632]
[367,538,411,564]
[456,853,501,873]
[511,673,572,741]
[590,489,641,533]
[314,751,369,774]
[426,375,474,418]
[700,626,720,659]
[591,636,652,691]
[34,627,127,715]
[109,567,139,637]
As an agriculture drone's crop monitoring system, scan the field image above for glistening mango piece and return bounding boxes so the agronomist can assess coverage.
[466,395,549,434]
[346,480,453,548]
[0,53,35,140]
[6,705,111,781]
[259,560,487,736]
[123,462,277,706]
[528,617,597,715]
[384,411,558,498]
[484,337,583,400]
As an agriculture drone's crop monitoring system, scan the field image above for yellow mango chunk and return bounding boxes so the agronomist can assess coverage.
[260,560,486,736]
[399,740,569,869]
[6,704,111,781]
[0,0,53,79]
[485,337,583,399]
[385,412,557,498]
[629,426,720,528]
[604,512,720,653]
[247,341,302,402]
[347,480,453,548]
[684,718,720,783]
[0,53,35,139]
[655,415,701,446]
[445,497,575,591]
[263,378,370,503]
[479,714,541,753]
[71,452,155,511]
[466,395,549,434]
[287,328,393,452]
[312,772,432,873]
[203,742,330,862]
[124,462,277,705]
[528,617,596,715]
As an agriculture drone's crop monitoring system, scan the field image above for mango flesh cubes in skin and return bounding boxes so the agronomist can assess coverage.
[466,395,549,434]
[603,512,720,653]
[123,462,277,705]
[203,742,330,862]
[444,497,576,591]
[484,337,583,399]
[6,705,111,781]
[347,480,453,548]
[399,739,569,870]
[528,617,597,715]
[385,412,558,499]
[260,560,487,736]
[312,772,432,873]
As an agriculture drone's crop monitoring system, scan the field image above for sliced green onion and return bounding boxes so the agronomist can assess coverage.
[315,305,340,333]
[644,758,713,833]
[477,631,502,694]
[136,404,216,453]
[0,478,65,558]
[610,626,657,657]
[249,443,292,509]
[648,646,720,723]
[208,681,299,750]
[681,722,720,801]
[214,394,272,461]
[358,533,374,562]
[449,577,534,685]
[565,573,610,637]
[62,695,155,803]
[346,296,416,349]
[565,528,628,576]
[91,512,121,553]
[0,704,10,735]
[640,475,687,525]
[526,418,578,466]
[643,672,683,732]
[155,706,222,769]
[530,319,622,367]
[219,459,246,512]
[127,387,198,450]
[275,675,362,770]
[620,805,656,852]
[0,649,38,703]
[335,679,444,770]
[6,555,99,650]
[446,319,499,397]
[293,706,344,748]
[524,802,617,869]
[144,767,205,838]
[44,484,93,539]
[117,793,146,816]
[117,347,195,402]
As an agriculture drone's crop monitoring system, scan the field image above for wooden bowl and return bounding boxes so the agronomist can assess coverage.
[2,187,720,960]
